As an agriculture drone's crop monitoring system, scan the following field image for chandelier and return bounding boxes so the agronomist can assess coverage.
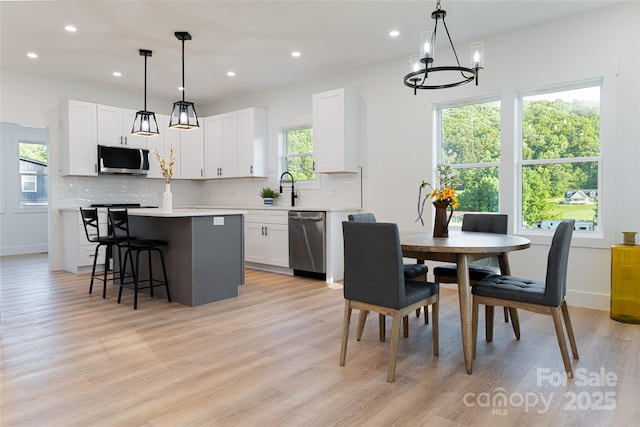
[404,0,484,93]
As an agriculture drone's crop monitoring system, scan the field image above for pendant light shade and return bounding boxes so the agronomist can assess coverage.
[132,49,159,136]
[169,31,199,130]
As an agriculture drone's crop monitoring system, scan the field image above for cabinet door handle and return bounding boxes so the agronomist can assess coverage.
[120,136,123,145]
[264,226,268,236]
[124,136,128,145]
[250,165,253,174]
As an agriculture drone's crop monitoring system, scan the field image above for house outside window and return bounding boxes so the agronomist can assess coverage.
[19,142,48,206]
[436,97,501,225]
[518,81,601,232]
[283,127,315,182]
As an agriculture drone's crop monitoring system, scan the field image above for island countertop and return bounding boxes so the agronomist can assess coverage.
[127,208,247,217]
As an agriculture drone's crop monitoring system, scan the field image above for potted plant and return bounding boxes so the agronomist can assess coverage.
[259,187,280,206]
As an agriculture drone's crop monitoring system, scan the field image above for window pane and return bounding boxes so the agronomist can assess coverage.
[522,162,598,230]
[442,101,500,164]
[285,127,315,181]
[520,84,600,232]
[456,167,499,213]
[522,87,600,160]
[18,141,48,206]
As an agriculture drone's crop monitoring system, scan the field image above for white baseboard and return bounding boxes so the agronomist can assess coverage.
[0,244,48,257]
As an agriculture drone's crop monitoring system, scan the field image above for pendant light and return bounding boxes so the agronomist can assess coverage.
[169,31,199,130]
[132,49,159,136]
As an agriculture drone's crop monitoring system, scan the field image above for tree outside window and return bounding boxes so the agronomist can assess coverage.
[519,83,600,231]
[283,127,314,181]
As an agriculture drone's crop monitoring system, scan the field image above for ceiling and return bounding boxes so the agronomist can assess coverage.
[0,1,622,106]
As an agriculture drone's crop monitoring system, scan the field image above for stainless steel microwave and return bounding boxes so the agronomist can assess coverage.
[97,145,149,175]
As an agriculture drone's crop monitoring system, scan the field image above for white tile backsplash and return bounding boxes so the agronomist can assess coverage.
[58,170,361,209]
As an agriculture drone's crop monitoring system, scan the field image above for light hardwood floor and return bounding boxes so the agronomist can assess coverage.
[1,254,638,426]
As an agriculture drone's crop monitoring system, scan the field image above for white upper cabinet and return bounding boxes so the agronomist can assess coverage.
[204,108,267,179]
[237,107,268,178]
[97,105,147,149]
[61,99,98,176]
[312,88,359,173]
[179,123,205,179]
[155,114,204,180]
[204,115,223,178]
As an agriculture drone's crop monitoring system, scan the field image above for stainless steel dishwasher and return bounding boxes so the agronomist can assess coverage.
[288,211,326,279]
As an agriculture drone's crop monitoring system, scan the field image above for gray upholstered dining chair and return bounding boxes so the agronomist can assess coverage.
[471,219,579,377]
[340,221,439,382]
[348,212,430,335]
[348,213,429,281]
[433,213,513,335]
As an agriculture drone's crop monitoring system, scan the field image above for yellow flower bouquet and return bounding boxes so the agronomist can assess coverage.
[416,163,460,226]
[153,144,175,183]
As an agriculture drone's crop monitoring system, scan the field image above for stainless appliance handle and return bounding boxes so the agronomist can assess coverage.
[290,217,324,222]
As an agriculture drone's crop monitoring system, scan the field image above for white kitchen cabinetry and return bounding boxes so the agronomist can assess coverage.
[237,107,268,178]
[97,104,147,149]
[312,88,359,173]
[62,210,107,274]
[61,99,98,176]
[244,210,289,267]
[204,108,267,179]
[157,114,204,179]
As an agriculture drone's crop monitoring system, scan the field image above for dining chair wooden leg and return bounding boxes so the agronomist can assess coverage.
[424,305,429,324]
[551,307,574,378]
[356,310,368,341]
[485,305,495,342]
[339,301,352,366]
[504,307,509,322]
[403,315,409,338]
[387,312,402,383]
[508,307,520,340]
[472,298,479,359]
[379,314,386,342]
[416,308,421,318]
[561,300,579,359]
[432,297,439,356]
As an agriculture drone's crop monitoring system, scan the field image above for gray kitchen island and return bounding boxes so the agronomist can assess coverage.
[126,208,246,307]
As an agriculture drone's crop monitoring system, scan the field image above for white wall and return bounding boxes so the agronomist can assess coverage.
[1,2,638,309]
[201,2,639,310]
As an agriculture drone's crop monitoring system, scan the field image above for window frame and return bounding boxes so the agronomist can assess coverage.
[434,94,503,226]
[515,78,603,237]
[280,125,319,189]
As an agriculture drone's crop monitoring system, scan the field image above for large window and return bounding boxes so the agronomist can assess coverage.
[19,141,48,206]
[518,82,601,232]
[283,127,315,182]
[437,98,501,224]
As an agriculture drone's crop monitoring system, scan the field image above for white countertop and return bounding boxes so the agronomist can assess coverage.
[59,205,360,213]
[127,208,247,217]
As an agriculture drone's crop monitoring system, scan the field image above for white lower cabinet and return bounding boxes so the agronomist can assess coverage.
[62,210,107,274]
[244,210,289,267]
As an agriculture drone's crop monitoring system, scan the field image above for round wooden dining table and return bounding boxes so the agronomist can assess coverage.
[400,230,531,374]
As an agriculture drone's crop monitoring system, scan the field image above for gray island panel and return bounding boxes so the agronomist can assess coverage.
[128,211,244,307]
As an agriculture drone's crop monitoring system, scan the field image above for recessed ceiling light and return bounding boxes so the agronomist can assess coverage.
[389,30,400,37]
[178,86,185,91]
[27,52,38,59]
[291,51,301,58]
[227,71,236,77]
[65,25,77,33]
[112,71,122,77]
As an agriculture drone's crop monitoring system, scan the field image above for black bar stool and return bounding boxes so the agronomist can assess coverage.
[108,209,171,310]
[79,207,123,298]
